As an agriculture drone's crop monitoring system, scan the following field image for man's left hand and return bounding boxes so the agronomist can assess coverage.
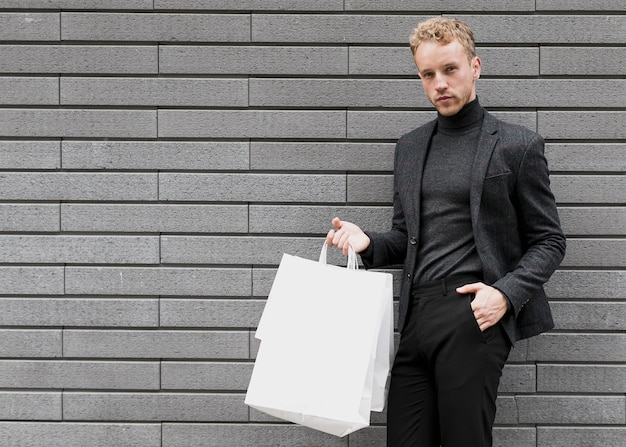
[456,282,509,332]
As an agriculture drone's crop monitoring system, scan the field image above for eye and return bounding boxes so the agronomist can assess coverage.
[446,66,456,72]
[421,72,434,79]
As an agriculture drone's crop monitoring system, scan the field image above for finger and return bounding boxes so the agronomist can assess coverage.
[331,229,344,247]
[338,233,350,251]
[456,282,481,294]
[331,217,342,229]
[480,320,494,332]
[325,229,336,246]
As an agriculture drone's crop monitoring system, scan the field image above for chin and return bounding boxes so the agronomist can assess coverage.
[436,106,461,117]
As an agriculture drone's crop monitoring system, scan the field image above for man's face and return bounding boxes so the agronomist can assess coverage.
[413,39,481,116]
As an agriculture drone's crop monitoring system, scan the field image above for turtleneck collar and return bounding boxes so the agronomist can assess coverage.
[436,98,484,132]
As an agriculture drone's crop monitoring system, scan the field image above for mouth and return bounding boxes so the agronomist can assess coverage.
[437,96,452,103]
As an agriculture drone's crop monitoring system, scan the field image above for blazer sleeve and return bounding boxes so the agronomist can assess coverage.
[491,132,566,317]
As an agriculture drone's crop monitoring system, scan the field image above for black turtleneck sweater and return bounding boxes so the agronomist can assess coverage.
[414,98,485,283]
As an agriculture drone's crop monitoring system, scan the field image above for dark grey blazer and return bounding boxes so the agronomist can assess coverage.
[362,111,566,343]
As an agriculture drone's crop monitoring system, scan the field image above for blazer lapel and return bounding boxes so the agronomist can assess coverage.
[470,112,499,229]
[403,120,436,234]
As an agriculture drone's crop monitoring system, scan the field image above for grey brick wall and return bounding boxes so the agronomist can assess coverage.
[0,2,623,446]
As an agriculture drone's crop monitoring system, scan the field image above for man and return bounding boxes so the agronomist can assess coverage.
[325,17,565,447]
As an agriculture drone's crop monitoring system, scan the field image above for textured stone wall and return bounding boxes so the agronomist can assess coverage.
[0,1,624,446]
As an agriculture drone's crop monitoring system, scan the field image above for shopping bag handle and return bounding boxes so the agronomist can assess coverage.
[319,241,359,270]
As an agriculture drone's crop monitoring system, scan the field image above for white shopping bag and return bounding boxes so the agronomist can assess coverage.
[245,242,394,437]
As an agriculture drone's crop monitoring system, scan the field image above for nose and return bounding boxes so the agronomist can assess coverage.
[435,73,448,91]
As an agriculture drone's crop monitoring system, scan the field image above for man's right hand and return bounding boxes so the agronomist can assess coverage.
[325,217,371,257]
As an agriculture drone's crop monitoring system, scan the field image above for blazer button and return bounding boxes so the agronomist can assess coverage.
[409,237,417,245]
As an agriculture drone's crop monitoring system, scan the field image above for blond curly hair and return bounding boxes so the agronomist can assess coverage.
[409,17,476,63]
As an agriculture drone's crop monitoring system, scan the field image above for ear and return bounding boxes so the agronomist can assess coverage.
[472,56,482,80]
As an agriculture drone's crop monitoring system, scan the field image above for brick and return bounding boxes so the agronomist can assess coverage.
[62,13,250,42]
[154,0,344,9]
[252,14,430,43]
[551,301,626,331]
[498,364,535,393]
[0,204,60,232]
[0,109,156,138]
[537,364,626,393]
[0,173,157,201]
[0,235,159,264]
[62,141,249,170]
[349,46,539,76]
[0,298,158,327]
[249,205,392,234]
[546,270,625,299]
[61,204,248,233]
[250,142,394,171]
[348,111,536,140]
[0,1,152,8]
[161,362,253,390]
[63,330,249,359]
[536,0,626,10]
[539,111,626,140]
[528,333,626,362]
[0,330,62,358]
[0,13,59,40]
[63,392,247,422]
[349,46,415,76]
[0,45,157,74]
[517,395,625,424]
[160,46,347,75]
[349,427,385,447]
[250,79,423,108]
[0,77,58,105]
[160,299,264,328]
[0,141,59,169]
[551,175,626,204]
[0,361,159,390]
[491,112,538,132]
[65,267,251,296]
[541,47,626,75]
[507,339,529,363]
[61,78,248,107]
[0,422,161,447]
[0,392,61,421]
[162,423,346,446]
[476,47,540,77]
[492,427,536,447]
[0,267,64,295]
[370,409,387,425]
[158,110,346,139]
[346,0,535,10]
[252,79,626,109]
[562,238,626,268]
[454,15,626,44]
[253,267,279,297]
[546,143,626,172]
[348,174,393,203]
[537,427,626,447]
[558,207,626,236]
[159,173,346,203]
[161,236,347,265]
[247,404,279,422]
[477,79,626,108]
[348,111,434,140]
[494,396,518,425]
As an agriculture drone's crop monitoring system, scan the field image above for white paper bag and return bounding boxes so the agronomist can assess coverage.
[245,242,394,437]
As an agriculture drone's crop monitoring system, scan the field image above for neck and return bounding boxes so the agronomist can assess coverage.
[437,98,483,131]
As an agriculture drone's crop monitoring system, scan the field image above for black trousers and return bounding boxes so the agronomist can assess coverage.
[387,275,511,447]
